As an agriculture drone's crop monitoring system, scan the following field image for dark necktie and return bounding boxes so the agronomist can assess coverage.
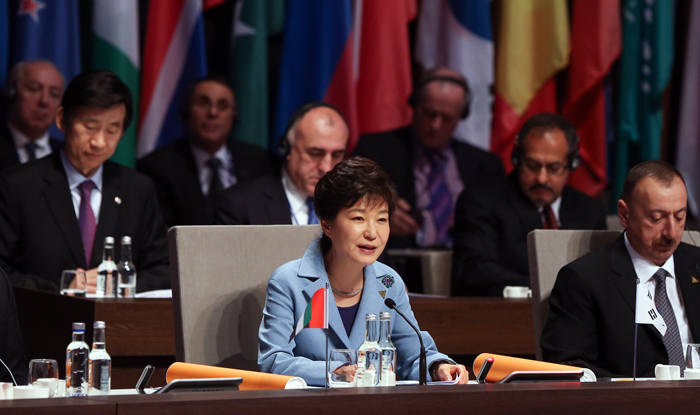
[78,180,97,267]
[542,205,559,229]
[427,153,452,246]
[25,142,38,161]
[207,157,224,201]
[306,197,319,224]
[653,268,686,371]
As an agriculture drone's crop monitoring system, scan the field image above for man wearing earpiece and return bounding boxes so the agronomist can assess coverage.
[0,61,64,173]
[451,113,607,296]
[353,67,504,251]
[213,102,348,225]
[138,76,272,227]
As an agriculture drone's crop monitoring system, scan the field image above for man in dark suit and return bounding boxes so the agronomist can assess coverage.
[0,61,64,172]
[0,70,169,293]
[0,268,27,384]
[452,113,607,296]
[541,161,700,378]
[138,77,271,227]
[214,102,348,225]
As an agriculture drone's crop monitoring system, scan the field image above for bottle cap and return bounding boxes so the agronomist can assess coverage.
[72,322,85,331]
[104,236,114,245]
[121,236,131,244]
[379,311,391,320]
[94,321,105,329]
[366,313,377,321]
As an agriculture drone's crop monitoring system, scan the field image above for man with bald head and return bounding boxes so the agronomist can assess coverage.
[0,61,64,172]
[542,161,700,378]
[353,67,504,250]
[214,102,348,225]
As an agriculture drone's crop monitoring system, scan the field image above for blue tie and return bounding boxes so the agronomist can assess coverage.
[306,197,319,224]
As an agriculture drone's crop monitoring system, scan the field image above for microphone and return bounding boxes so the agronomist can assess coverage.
[384,298,427,385]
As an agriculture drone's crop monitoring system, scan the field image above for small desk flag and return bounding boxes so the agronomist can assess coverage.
[635,279,667,336]
[289,288,328,342]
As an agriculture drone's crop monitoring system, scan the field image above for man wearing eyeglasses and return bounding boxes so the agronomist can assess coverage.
[138,76,271,226]
[451,113,607,296]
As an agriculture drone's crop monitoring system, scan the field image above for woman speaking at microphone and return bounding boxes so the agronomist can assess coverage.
[258,157,468,386]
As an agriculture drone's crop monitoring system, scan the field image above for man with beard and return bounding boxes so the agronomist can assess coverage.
[541,161,700,378]
[451,113,607,296]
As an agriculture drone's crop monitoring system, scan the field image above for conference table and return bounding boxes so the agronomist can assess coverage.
[14,287,534,389]
[2,381,700,414]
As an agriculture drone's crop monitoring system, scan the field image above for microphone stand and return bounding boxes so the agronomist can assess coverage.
[385,298,427,385]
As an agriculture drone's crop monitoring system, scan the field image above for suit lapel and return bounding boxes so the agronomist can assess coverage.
[506,174,542,236]
[675,244,700,341]
[264,177,292,224]
[42,154,85,267]
[92,163,122,267]
[610,235,638,313]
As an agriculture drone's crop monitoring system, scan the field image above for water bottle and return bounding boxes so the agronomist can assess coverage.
[89,321,111,394]
[65,322,90,396]
[117,236,137,298]
[97,237,117,297]
[356,313,381,387]
[378,311,397,386]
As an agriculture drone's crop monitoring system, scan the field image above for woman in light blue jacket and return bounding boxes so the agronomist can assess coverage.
[258,157,468,386]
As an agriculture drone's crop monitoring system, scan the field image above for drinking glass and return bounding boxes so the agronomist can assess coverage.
[60,270,86,298]
[327,349,358,388]
[28,359,59,396]
[686,344,700,369]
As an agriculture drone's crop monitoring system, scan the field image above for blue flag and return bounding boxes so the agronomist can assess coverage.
[10,0,82,138]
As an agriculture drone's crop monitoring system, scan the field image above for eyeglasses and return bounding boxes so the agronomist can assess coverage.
[521,157,568,176]
[191,98,235,113]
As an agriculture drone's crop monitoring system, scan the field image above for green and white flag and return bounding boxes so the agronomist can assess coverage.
[230,0,284,150]
[92,0,140,168]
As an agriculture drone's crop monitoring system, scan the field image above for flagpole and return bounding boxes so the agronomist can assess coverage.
[325,281,330,388]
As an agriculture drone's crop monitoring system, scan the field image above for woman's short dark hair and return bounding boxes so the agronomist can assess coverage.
[61,70,133,130]
[314,157,398,253]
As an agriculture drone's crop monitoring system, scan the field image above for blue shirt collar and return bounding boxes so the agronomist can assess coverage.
[59,149,103,192]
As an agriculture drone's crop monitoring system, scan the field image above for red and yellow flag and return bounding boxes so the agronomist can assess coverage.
[289,288,328,342]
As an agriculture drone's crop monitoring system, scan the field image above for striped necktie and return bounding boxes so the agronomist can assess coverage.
[653,268,686,371]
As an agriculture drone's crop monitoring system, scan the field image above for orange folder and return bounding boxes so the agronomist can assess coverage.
[166,362,308,390]
[473,353,583,383]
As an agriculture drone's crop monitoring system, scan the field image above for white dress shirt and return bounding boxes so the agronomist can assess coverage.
[281,168,310,225]
[625,233,693,352]
[60,150,103,224]
[538,196,562,227]
[9,123,53,163]
[190,144,236,196]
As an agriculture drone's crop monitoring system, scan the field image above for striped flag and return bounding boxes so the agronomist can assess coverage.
[491,0,570,170]
[415,0,494,151]
[562,0,621,197]
[676,0,700,218]
[289,288,328,342]
[137,0,207,158]
[635,280,666,336]
[92,0,140,168]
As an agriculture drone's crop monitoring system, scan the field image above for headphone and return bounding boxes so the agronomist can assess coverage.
[277,101,345,156]
[408,75,471,119]
[511,116,581,171]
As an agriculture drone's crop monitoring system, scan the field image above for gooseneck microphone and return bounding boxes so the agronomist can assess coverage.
[384,298,427,385]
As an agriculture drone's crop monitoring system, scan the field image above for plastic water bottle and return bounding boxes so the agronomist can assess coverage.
[378,311,397,386]
[66,322,89,396]
[118,236,137,298]
[97,237,117,297]
[89,321,111,394]
[357,313,381,387]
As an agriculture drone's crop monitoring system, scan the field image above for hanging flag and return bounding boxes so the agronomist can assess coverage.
[676,0,700,218]
[10,0,82,139]
[491,0,570,170]
[229,0,284,150]
[635,280,666,336]
[612,0,674,201]
[0,0,8,86]
[356,0,415,139]
[415,0,493,151]
[273,0,356,153]
[92,0,140,168]
[289,287,328,342]
[137,0,208,158]
[562,0,621,198]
